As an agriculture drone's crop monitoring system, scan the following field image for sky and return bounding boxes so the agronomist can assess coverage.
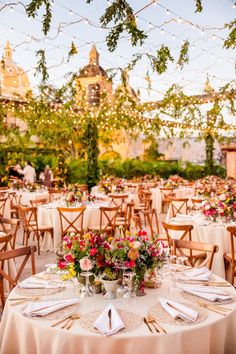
[0,0,235,107]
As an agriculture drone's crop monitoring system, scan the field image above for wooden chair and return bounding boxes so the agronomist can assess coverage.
[49,189,62,202]
[110,194,129,216]
[18,206,53,255]
[169,198,189,218]
[191,198,203,211]
[134,190,152,226]
[89,206,119,236]
[30,198,48,207]
[0,217,20,249]
[115,202,134,233]
[0,232,13,252]
[172,239,219,270]
[8,192,22,218]
[162,222,193,246]
[0,197,8,217]
[0,245,36,307]
[145,208,160,241]
[159,187,176,213]
[57,206,86,238]
[224,226,236,284]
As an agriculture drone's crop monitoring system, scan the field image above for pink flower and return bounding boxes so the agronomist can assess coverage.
[58,260,68,269]
[64,254,74,263]
[133,241,141,249]
[219,194,226,201]
[79,257,93,271]
[90,248,98,256]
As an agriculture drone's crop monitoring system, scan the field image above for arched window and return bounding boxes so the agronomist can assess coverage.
[88,84,100,105]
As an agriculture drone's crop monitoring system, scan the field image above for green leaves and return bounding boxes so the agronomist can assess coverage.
[26,0,52,35]
[223,19,236,49]
[67,41,78,62]
[35,49,49,83]
[195,0,203,12]
[177,40,189,69]
[148,45,174,74]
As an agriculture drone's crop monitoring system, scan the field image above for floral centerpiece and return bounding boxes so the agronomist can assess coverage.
[11,179,24,190]
[114,182,125,193]
[99,181,113,195]
[25,182,37,192]
[58,230,166,295]
[87,194,97,203]
[202,199,219,221]
[65,184,82,206]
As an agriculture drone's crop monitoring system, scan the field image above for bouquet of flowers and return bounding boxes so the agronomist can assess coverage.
[11,179,24,190]
[99,181,112,195]
[58,230,166,293]
[202,199,219,220]
[114,183,125,193]
[25,182,37,192]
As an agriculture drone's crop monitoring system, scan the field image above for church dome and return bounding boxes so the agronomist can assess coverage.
[78,45,108,79]
[0,41,31,100]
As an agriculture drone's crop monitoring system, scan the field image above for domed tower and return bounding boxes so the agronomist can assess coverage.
[0,41,31,100]
[76,45,112,106]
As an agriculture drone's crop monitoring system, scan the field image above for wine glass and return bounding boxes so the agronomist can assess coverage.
[116,264,128,298]
[123,270,136,299]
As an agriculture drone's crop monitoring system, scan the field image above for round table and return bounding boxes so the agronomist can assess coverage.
[38,202,113,251]
[1,274,236,354]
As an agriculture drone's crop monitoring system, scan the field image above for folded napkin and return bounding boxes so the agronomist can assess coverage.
[159,297,198,322]
[178,267,212,282]
[94,303,125,336]
[19,279,61,289]
[23,298,79,317]
[180,285,232,302]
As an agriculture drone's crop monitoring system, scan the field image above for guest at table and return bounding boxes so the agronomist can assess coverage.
[9,163,23,180]
[17,161,36,184]
[39,165,53,188]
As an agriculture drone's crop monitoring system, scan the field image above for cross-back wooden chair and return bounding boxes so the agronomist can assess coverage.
[134,190,152,226]
[116,201,134,233]
[171,239,219,270]
[0,197,8,217]
[145,208,160,241]
[191,198,203,211]
[89,205,119,236]
[169,198,189,218]
[0,245,37,308]
[18,206,53,255]
[57,206,86,238]
[159,187,176,213]
[49,188,62,202]
[110,194,129,217]
[30,198,48,207]
[224,226,236,284]
[0,217,20,249]
[162,222,193,246]
[8,192,22,218]
[0,232,13,253]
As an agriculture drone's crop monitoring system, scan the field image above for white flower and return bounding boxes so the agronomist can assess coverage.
[219,194,226,201]
[133,241,141,249]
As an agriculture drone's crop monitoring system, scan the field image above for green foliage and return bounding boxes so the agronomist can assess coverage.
[224,19,236,49]
[67,42,78,62]
[148,46,174,75]
[195,0,203,12]
[66,159,87,184]
[177,40,189,69]
[26,0,52,35]
[35,50,49,83]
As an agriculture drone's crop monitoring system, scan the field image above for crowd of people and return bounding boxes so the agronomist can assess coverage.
[9,162,54,187]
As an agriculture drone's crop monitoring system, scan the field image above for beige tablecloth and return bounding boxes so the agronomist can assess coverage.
[38,202,113,251]
[169,215,232,278]
[18,191,49,206]
[0,275,236,354]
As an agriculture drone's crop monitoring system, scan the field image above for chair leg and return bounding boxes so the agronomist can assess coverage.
[0,279,5,308]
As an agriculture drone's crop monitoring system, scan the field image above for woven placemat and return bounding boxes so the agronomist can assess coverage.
[80,309,141,334]
[15,286,65,297]
[182,291,235,305]
[148,301,207,326]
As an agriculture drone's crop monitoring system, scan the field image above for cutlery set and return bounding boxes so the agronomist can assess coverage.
[51,314,80,330]
[197,300,232,315]
[9,296,41,306]
[143,315,166,334]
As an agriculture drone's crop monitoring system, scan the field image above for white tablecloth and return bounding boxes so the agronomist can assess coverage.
[151,187,194,214]
[38,202,112,251]
[17,191,49,206]
[0,274,236,354]
[169,215,232,278]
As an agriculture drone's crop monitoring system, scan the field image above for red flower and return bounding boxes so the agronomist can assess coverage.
[58,260,68,269]
[64,254,74,263]
[90,248,98,256]
[138,230,147,237]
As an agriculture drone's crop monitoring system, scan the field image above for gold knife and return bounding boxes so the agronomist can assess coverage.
[143,317,153,333]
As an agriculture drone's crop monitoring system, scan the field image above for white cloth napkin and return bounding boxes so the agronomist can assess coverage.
[23,298,79,317]
[159,297,198,322]
[178,267,212,282]
[19,279,61,289]
[180,285,232,302]
[94,303,125,336]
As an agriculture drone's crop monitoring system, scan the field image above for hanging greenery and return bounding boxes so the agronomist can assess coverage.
[148,46,174,75]
[26,0,52,35]
[67,42,78,62]
[195,0,203,12]
[223,19,236,49]
[177,40,190,69]
[35,49,49,83]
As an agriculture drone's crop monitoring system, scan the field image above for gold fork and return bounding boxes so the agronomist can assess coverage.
[197,301,231,315]
[147,315,167,334]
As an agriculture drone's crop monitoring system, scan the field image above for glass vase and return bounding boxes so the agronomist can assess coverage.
[80,271,94,298]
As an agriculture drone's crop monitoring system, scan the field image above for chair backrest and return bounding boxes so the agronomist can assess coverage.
[0,217,20,249]
[49,189,62,202]
[171,239,218,270]
[110,194,128,212]
[0,245,37,307]
[30,198,48,207]
[159,188,176,202]
[162,222,193,246]
[122,201,135,229]
[191,198,203,211]
[169,198,188,217]
[18,206,38,232]
[0,197,8,217]
[57,206,86,237]
[146,209,160,240]
[0,232,13,252]
[226,226,236,269]
[99,206,119,232]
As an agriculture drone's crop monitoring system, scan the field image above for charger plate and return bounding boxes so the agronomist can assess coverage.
[80,309,141,334]
[182,291,235,305]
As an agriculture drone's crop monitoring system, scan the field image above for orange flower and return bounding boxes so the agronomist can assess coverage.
[128,248,139,261]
